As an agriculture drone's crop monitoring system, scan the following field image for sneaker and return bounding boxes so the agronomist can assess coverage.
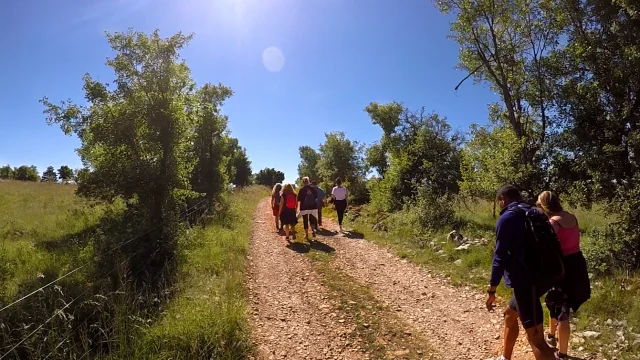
[339,225,343,232]
[546,332,557,348]
[494,356,508,360]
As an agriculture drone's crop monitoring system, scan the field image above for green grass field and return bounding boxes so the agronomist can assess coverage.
[0,181,112,299]
[0,181,265,359]
[337,199,640,359]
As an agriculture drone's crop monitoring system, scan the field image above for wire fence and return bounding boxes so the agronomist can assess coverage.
[0,197,211,359]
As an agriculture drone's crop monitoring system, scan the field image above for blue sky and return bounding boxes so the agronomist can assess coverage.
[0,0,498,183]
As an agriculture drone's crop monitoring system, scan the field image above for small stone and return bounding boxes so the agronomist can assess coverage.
[454,259,463,266]
[581,331,601,339]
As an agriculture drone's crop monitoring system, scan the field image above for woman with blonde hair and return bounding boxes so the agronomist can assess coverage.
[271,183,283,231]
[279,183,298,240]
[537,191,591,359]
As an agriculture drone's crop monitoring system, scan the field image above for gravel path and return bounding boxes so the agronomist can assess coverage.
[319,218,598,360]
[246,199,365,360]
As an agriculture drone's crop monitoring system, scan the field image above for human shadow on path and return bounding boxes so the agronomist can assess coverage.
[309,239,335,253]
[341,230,364,239]
[285,239,335,254]
[316,228,338,236]
[285,241,310,254]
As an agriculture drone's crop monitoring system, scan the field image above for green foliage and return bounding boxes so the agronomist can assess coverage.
[57,165,74,183]
[13,165,39,182]
[459,114,544,201]
[364,102,461,221]
[436,0,560,195]
[316,131,368,203]
[225,138,252,187]
[190,83,233,204]
[297,145,320,182]
[0,164,14,179]
[41,29,206,290]
[41,166,58,182]
[74,167,90,184]
[254,167,285,186]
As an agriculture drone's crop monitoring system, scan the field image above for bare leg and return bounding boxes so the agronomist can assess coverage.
[557,320,570,356]
[525,325,556,360]
[503,307,519,359]
[549,317,557,337]
[284,225,290,239]
[274,215,279,231]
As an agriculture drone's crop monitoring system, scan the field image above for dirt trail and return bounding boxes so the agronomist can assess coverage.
[246,199,365,359]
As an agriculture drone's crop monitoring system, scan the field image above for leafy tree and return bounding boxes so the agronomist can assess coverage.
[42,166,58,182]
[297,146,320,182]
[57,165,74,183]
[190,83,233,204]
[14,165,39,182]
[549,0,640,268]
[317,131,368,203]
[255,168,285,186]
[436,0,562,197]
[225,137,252,186]
[0,165,14,180]
[41,29,203,287]
[365,102,461,214]
[74,167,90,184]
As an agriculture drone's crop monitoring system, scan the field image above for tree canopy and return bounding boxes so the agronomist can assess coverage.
[255,168,285,186]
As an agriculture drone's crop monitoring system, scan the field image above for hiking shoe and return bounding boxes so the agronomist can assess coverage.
[546,332,557,348]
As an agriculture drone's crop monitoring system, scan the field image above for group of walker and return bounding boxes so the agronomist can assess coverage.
[488,187,591,360]
[270,176,348,241]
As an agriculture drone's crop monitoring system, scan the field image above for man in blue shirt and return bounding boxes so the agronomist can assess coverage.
[311,180,325,231]
[486,185,556,360]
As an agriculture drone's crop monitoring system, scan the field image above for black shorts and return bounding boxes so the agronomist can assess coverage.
[545,288,571,322]
[508,286,544,329]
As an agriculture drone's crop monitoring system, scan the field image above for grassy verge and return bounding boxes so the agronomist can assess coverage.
[120,186,267,360]
[305,247,435,359]
[331,200,640,359]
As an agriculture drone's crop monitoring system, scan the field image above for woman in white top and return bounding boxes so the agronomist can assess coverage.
[331,177,348,232]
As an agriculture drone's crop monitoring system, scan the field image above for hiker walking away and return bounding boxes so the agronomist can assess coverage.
[486,185,561,360]
[331,177,348,232]
[537,191,591,359]
[271,183,283,232]
[279,183,298,241]
[297,177,319,241]
[312,180,325,231]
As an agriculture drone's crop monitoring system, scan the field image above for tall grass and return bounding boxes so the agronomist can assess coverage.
[114,186,267,360]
